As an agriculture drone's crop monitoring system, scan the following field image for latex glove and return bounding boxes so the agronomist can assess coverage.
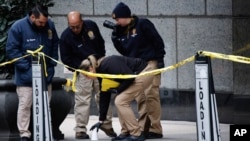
[107,88,118,95]
[90,122,103,132]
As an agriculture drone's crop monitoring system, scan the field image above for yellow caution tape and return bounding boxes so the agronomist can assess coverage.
[63,79,73,92]
[27,46,48,77]
[0,45,43,68]
[198,51,250,64]
[65,55,195,92]
[72,71,77,92]
[65,78,72,87]
[26,45,43,56]
[101,79,120,92]
[3,47,250,93]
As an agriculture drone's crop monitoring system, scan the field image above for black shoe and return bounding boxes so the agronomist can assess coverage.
[146,132,163,139]
[53,132,64,140]
[53,129,65,140]
[75,132,89,139]
[112,133,130,141]
[100,127,117,137]
[122,133,145,141]
[20,137,30,141]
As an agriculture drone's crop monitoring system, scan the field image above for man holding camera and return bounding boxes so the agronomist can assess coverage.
[59,11,117,139]
[104,2,166,140]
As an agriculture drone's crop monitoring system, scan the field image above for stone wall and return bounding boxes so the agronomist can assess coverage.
[49,0,249,95]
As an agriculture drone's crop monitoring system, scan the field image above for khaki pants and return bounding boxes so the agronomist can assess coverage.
[114,63,154,136]
[17,85,52,138]
[74,74,113,133]
[143,61,163,134]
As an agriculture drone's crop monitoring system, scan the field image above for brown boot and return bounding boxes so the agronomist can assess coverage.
[75,132,89,139]
[100,127,117,137]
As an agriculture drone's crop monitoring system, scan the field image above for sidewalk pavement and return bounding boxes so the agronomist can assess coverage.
[59,114,230,141]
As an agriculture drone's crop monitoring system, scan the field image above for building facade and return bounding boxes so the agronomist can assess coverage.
[49,0,250,123]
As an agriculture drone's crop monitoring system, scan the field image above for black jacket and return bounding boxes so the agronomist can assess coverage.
[97,55,147,121]
[112,16,165,63]
[60,20,105,70]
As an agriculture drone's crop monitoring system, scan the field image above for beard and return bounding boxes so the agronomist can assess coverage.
[32,22,46,32]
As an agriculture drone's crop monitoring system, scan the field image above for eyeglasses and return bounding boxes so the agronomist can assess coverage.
[69,25,81,30]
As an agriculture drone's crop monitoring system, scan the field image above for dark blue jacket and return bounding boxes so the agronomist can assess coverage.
[6,15,59,86]
[59,20,105,71]
[112,16,165,64]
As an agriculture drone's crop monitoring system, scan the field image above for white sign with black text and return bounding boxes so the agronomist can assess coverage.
[32,63,44,141]
[195,64,211,141]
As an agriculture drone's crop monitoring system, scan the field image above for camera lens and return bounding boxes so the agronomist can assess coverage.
[103,20,115,30]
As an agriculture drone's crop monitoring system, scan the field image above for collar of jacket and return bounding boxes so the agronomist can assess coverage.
[96,56,105,68]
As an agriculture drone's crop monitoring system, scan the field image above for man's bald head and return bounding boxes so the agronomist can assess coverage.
[67,11,83,34]
[67,11,82,23]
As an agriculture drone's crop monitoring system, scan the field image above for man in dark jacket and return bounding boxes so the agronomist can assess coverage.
[59,11,116,139]
[80,55,154,141]
[5,4,59,141]
[109,2,166,139]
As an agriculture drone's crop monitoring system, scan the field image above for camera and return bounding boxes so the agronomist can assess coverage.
[103,20,116,30]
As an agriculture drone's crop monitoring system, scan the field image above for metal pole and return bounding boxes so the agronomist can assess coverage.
[40,54,53,141]
[208,58,221,141]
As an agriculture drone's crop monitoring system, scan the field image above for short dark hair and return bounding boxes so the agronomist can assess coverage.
[29,4,49,18]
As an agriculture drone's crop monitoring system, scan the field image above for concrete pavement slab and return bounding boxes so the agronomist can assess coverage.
[59,114,229,141]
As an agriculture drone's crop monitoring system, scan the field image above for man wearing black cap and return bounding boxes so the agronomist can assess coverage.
[108,2,165,140]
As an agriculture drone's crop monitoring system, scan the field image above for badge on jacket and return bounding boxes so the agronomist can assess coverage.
[48,29,52,39]
[131,28,137,37]
[88,31,95,40]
